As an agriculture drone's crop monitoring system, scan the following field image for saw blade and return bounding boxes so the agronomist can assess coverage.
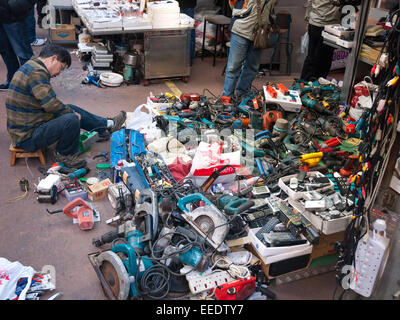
[194,215,215,236]
[183,205,229,252]
[97,251,130,300]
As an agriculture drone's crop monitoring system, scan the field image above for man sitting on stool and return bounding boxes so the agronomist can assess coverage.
[6,44,126,168]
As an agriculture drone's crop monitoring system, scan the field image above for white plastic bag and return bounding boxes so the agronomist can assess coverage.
[140,123,163,145]
[125,104,156,131]
[351,78,377,112]
[147,136,192,165]
[301,32,309,54]
[0,258,35,300]
[186,141,242,187]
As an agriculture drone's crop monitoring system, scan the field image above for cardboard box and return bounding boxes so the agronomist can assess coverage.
[245,243,311,280]
[51,24,76,41]
[70,16,82,26]
[87,178,112,201]
[310,232,344,260]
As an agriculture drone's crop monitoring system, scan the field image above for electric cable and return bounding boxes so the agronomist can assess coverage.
[334,13,400,296]
[5,179,29,203]
[210,253,251,279]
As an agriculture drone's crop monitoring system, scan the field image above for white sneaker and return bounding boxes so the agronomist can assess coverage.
[31,38,47,46]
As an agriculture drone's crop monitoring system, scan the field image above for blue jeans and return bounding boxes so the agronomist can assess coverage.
[27,7,37,43]
[0,21,33,83]
[19,105,108,155]
[222,33,261,97]
[180,7,195,66]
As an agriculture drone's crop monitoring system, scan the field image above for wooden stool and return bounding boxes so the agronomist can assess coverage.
[9,144,46,166]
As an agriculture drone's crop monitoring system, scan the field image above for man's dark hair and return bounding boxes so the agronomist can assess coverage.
[39,44,71,68]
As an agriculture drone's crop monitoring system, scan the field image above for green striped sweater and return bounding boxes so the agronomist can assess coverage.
[6,57,72,146]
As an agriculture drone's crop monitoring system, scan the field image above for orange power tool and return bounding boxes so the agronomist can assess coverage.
[47,197,94,230]
[263,110,283,131]
[276,83,289,95]
[266,85,278,98]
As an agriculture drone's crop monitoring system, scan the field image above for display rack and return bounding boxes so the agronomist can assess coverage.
[340,1,389,103]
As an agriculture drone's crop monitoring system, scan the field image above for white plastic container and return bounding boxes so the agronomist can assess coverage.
[247,227,313,265]
[350,219,390,297]
[263,86,302,113]
[278,171,335,200]
[288,197,353,235]
[147,0,180,28]
[78,28,91,43]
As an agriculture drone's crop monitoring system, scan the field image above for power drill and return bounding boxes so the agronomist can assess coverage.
[262,110,283,131]
[92,220,145,253]
[216,194,255,215]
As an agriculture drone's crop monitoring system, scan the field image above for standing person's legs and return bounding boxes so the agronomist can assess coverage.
[222,33,251,97]
[2,20,33,67]
[0,24,21,85]
[300,24,324,81]
[27,7,37,44]
[180,7,196,66]
[235,43,262,97]
[315,40,335,79]
[36,0,47,28]
[27,6,47,46]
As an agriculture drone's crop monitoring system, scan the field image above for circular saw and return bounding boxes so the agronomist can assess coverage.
[88,243,154,300]
[96,251,131,300]
[177,193,230,252]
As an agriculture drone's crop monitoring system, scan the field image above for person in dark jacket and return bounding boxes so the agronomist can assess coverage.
[0,0,36,90]
[178,0,197,66]
[300,0,341,81]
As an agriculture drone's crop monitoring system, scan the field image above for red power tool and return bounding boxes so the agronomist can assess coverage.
[266,85,278,98]
[47,197,94,230]
[263,110,283,131]
[340,155,360,177]
[213,276,256,300]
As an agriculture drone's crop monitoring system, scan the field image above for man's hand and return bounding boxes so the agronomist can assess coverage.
[74,112,81,120]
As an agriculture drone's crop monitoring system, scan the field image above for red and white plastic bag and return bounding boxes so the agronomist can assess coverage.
[0,257,35,300]
[186,141,242,187]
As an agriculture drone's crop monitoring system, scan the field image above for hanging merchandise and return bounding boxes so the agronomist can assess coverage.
[335,9,400,298]
[350,76,379,117]
[349,219,390,297]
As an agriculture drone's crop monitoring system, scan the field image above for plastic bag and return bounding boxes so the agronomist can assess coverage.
[147,136,192,165]
[186,141,242,187]
[0,258,35,300]
[350,78,377,112]
[125,104,156,131]
[301,32,309,54]
[140,123,163,145]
